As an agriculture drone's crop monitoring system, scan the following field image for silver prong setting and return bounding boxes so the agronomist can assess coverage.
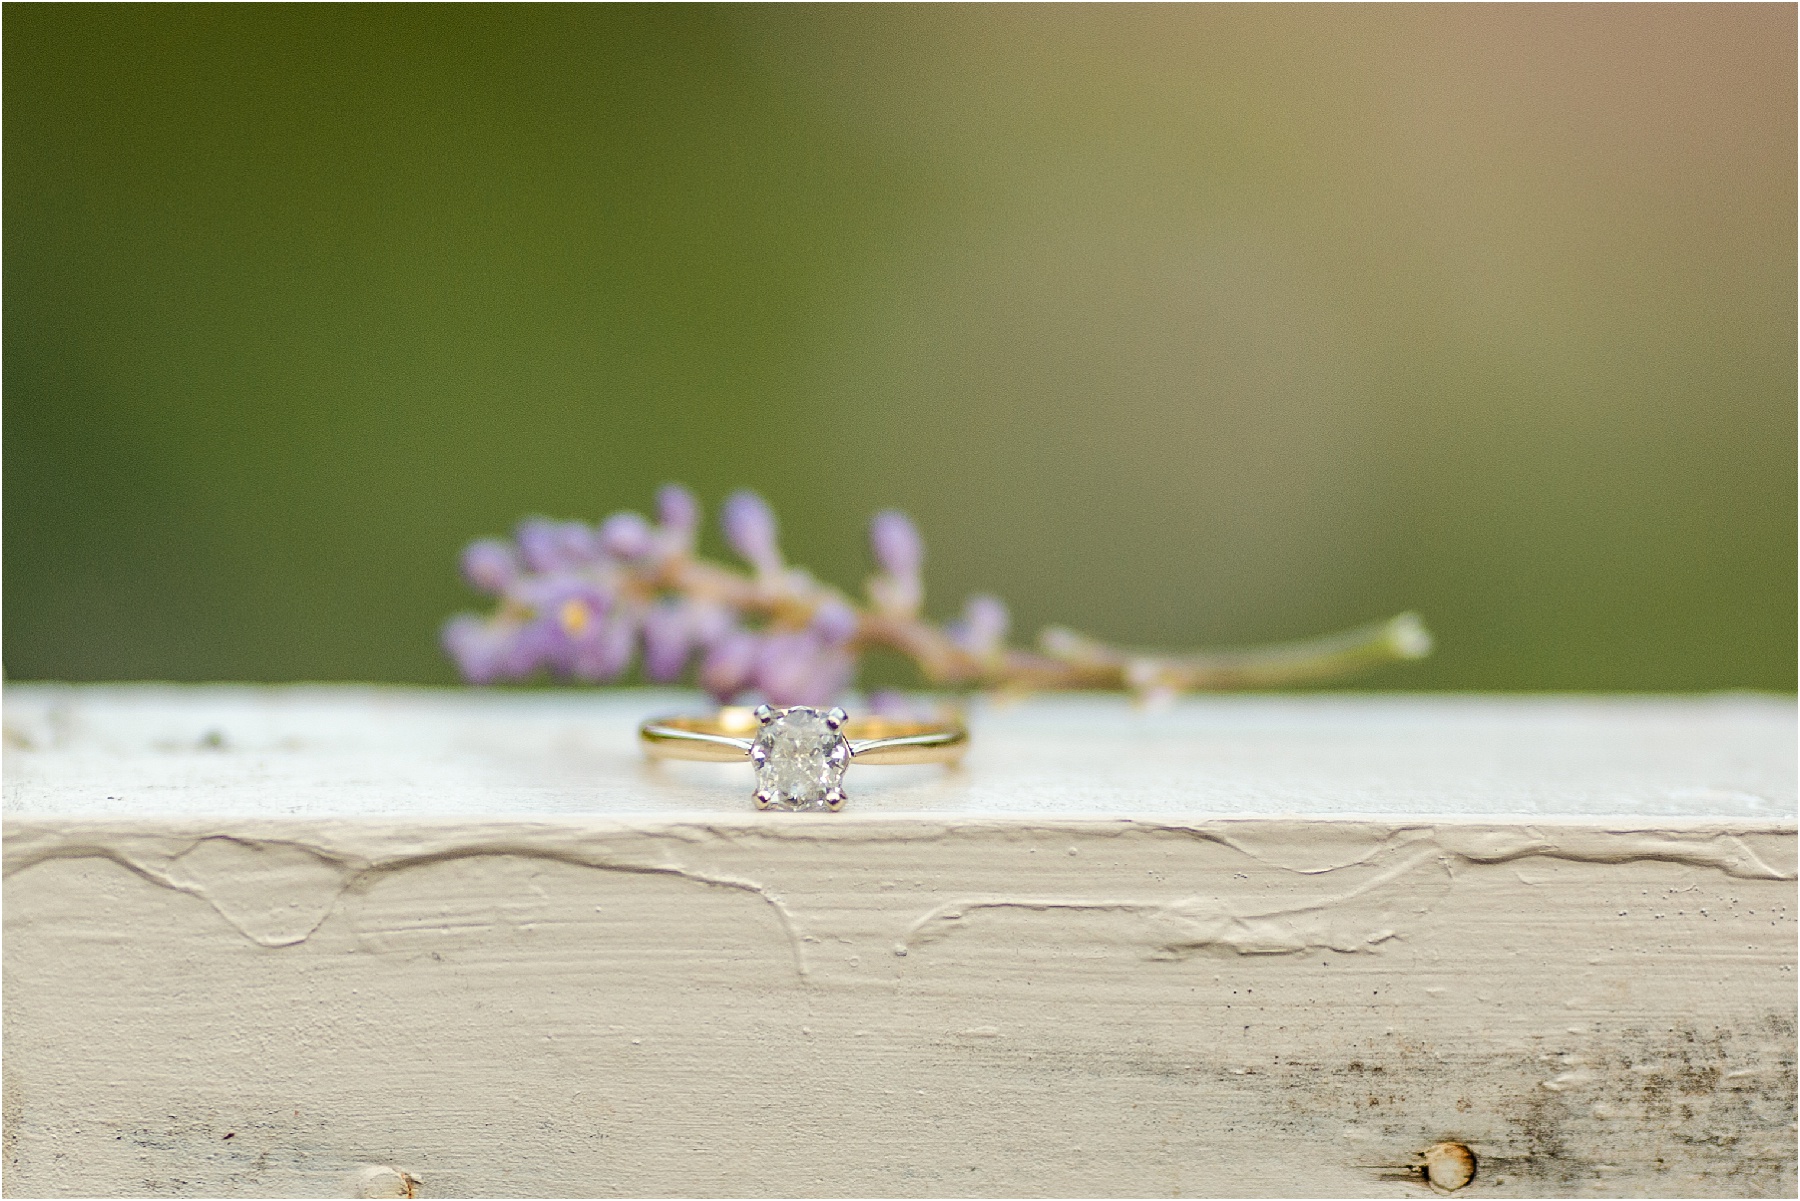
[824,707,848,730]
[753,704,774,725]
[748,706,854,813]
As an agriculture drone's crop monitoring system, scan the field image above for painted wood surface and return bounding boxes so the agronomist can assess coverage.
[4,687,1794,1197]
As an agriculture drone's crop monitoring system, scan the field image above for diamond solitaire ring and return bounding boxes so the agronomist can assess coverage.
[639,705,968,811]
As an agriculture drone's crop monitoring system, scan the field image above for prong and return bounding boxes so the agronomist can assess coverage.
[824,788,847,812]
[753,704,774,725]
[753,789,776,810]
[824,707,848,730]
[748,745,767,765]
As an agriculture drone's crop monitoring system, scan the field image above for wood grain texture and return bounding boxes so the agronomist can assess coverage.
[4,687,1794,1197]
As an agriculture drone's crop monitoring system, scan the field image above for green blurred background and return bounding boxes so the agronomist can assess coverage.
[6,4,1794,690]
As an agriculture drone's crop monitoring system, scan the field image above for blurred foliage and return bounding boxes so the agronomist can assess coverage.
[5,5,1794,690]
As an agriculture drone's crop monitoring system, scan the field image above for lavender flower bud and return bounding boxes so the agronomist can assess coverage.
[700,629,760,701]
[515,517,566,573]
[753,631,820,706]
[755,633,852,707]
[459,540,519,595]
[949,593,1010,654]
[598,512,655,560]
[557,521,604,566]
[791,647,854,707]
[808,597,860,647]
[536,617,580,677]
[513,574,613,622]
[640,602,691,683]
[498,618,557,678]
[442,614,508,684]
[683,599,736,648]
[656,484,700,540]
[571,613,636,683]
[869,510,923,578]
[721,489,781,572]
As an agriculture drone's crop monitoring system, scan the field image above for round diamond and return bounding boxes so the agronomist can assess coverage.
[752,707,850,811]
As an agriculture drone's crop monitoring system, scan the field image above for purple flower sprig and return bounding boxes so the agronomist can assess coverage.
[443,485,1432,706]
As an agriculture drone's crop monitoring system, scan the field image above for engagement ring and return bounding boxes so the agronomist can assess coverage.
[639,704,967,811]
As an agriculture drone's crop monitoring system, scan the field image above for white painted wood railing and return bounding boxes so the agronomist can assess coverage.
[4,686,1794,1197]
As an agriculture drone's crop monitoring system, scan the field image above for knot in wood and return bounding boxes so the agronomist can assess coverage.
[1422,1141,1476,1192]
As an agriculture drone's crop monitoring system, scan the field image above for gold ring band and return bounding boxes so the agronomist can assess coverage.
[639,704,967,810]
[641,707,968,765]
